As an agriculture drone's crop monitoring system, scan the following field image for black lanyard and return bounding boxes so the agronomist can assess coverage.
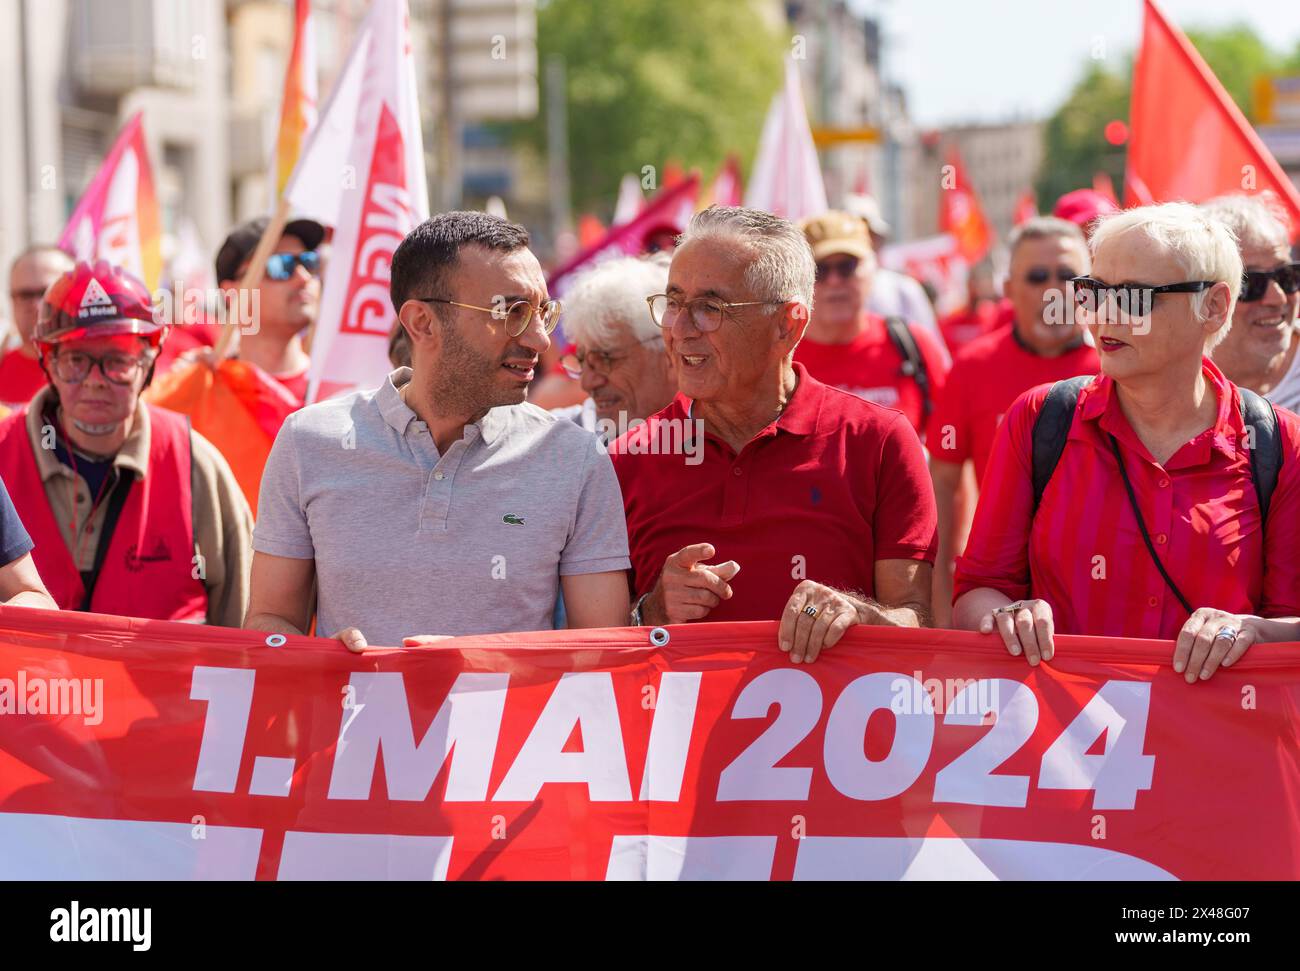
[1108,433,1193,614]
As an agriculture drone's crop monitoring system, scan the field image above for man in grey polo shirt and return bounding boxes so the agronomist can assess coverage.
[244,212,631,649]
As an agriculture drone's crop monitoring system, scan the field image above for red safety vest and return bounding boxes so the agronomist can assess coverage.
[0,404,208,621]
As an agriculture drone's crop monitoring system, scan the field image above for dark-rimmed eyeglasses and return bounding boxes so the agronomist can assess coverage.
[1025,266,1080,285]
[561,337,662,378]
[646,293,779,333]
[1240,263,1300,303]
[815,256,861,283]
[416,297,563,338]
[1071,276,1217,319]
[264,251,321,281]
[50,349,149,386]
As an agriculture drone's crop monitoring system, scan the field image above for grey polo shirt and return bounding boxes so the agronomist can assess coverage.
[253,367,630,645]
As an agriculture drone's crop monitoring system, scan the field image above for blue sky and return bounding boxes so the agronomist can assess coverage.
[850,0,1300,127]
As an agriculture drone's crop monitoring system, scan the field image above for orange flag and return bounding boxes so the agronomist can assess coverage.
[1127,0,1300,234]
[940,148,992,263]
[145,361,300,518]
[270,0,318,200]
[1013,190,1039,226]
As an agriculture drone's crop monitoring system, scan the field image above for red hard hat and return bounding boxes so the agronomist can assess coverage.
[34,259,166,347]
[1052,189,1119,230]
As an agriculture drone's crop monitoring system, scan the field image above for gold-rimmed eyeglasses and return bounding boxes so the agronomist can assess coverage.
[645,293,780,333]
[417,297,563,338]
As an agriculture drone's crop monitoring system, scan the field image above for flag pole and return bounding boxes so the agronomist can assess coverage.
[214,195,293,360]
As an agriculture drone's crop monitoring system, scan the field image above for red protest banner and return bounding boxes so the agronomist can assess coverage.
[1,605,1297,880]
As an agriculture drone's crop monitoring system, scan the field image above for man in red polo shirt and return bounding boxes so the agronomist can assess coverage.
[611,206,937,664]
[793,211,949,437]
[2,246,74,408]
[926,217,1098,623]
[953,203,1300,682]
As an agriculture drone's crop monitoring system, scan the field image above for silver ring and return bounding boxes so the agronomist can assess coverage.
[265,633,287,648]
[1213,626,1239,642]
[649,627,670,647]
[995,601,1026,616]
[803,604,819,618]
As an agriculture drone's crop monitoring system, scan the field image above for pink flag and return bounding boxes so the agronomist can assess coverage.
[297,0,429,403]
[547,174,701,299]
[58,112,162,290]
[703,155,744,209]
[744,56,827,221]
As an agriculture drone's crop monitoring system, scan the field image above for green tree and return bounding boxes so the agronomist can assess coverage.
[514,0,786,215]
[1035,23,1285,209]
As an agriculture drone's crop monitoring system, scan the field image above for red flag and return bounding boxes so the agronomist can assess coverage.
[1127,0,1300,234]
[1013,190,1039,226]
[1092,171,1120,207]
[58,112,162,290]
[577,214,606,248]
[940,148,992,263]
[548,174,701,297]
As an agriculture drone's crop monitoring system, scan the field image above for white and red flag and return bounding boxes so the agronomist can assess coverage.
[290,0,429,402]
[744,55,827,221]
[268,0,318,203]
[58,112,162,290]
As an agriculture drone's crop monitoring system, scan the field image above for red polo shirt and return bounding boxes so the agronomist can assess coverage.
[954,358,1300,639]
[938,298,1013,355]
[794,313,950,436]
[926,324,1099,485]
[610,363,937,622]
[0,349,47,408]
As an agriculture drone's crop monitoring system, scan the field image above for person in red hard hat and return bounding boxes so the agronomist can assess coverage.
[1053,189,1120,239]
[0,259,252,625]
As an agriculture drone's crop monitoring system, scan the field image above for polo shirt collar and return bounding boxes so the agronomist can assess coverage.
[1077,356,1242,465]
[378,366,504,445]
[680,361,822,438]
[27,385,150,483]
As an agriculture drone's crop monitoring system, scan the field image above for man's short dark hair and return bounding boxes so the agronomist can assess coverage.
[389,211,531,315]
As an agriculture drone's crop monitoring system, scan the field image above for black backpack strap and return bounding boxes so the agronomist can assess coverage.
[883,315,932,420]
[1238,387,1282,524]
[1030,376,1093,513]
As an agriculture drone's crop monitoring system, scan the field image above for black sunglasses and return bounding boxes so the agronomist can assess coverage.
[1240,263,1300,303]
[1025,266,1080,285]
[1071,276,1217,318]
[815,256,861,282]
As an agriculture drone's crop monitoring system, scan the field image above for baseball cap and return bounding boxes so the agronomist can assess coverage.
[800,211,874,262]
[843,193,893,238]
[215,216,326,284]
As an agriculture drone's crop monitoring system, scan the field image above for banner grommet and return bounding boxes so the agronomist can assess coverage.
[265,634,287,648]
[649,627,670,647]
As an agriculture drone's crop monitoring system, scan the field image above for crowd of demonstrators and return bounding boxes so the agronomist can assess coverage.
[926,217,1099,624]
[954,202,1300,681]
[3,190,1300,684]
[552,254,676,435]
[243,211,631,651]
[844,193,941,338]
[0,260,251,625]
[611,206,936,664]
[794,210,950,437]
[1,246,74,409]
[1202,193,1300,412]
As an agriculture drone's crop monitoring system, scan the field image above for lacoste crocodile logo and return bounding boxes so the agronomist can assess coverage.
[502,514,526,526]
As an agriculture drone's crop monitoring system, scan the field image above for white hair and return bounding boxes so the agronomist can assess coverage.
[1200,192,1291,255]
[1090,202,1243,349]
[562,254,669,349]
[680,206,816,312]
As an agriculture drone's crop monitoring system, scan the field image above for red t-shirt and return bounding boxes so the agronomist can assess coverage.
[794,313,949,436]
[610,363,937,622]
[0,349,47,408]
[953,358,1300,638]
[272,366,310,406]
[939,299,1013,355]
[925,325,1100,485]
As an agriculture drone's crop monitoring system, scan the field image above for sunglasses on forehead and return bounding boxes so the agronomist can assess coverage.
[264,251,321,281]
[1239,263,1300,302]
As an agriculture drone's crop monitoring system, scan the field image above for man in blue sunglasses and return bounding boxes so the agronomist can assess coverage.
[213,216,326,405]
